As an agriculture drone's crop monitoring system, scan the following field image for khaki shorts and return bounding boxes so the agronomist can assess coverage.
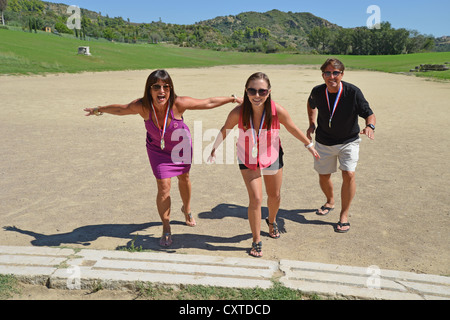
[314,138,361,174]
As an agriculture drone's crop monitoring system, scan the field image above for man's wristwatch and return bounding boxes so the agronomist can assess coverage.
[366,124,375,131]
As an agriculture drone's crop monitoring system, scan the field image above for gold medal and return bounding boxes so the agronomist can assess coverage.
[161,138,165,150]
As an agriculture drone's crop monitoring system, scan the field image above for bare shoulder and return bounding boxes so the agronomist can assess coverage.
[223,105,241,127]
[274,101,289,118]
[173,96,192,108]
[274,101,286,113]
[229,105,241,118]
[130,98,147,118]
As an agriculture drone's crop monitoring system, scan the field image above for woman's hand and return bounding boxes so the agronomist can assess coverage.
[84,107,102,116]
[307,145,320,159]
[207,149,216,164]
[234,96,243,105]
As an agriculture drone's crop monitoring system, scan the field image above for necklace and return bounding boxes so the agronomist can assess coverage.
[150,102,170,150]
[249,109,266,158]
[325,82,343,128]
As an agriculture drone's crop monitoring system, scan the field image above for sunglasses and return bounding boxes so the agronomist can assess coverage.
[323,71,343,77]
[246,88,270,96]
[151,84,171,91]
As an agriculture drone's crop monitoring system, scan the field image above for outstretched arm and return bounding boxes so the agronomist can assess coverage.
[84,99,145,118]
[208,106,240,163]
[277,102,320,159]
[175,95,242,113]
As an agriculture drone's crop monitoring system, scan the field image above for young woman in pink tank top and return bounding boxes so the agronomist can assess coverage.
[84,70,242,247]
[209,72,320,258]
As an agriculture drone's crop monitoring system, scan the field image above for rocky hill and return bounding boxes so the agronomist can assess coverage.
[197,9,340,50]
[2,1,443,54]
[199,10,338,38]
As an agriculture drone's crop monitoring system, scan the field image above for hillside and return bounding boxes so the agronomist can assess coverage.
[198,9,339,49]
[43,1,102,21]
[1,27,449,80]
[200,10,338,34]
[0,1,442,54]
[435,36,450,52]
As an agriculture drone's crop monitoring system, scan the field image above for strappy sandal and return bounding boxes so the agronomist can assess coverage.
[250,241,263,258]
[181,206,196,227]
[265,218,280,239]
[159,233,173,247]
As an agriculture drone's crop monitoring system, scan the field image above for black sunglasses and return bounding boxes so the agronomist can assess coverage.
[323,71,343,77]
[246,88,270,96]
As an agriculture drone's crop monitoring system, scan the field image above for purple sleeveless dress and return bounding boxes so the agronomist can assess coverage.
[145,108,192,179]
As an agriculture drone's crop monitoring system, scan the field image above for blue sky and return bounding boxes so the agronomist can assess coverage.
[57,0,449,37]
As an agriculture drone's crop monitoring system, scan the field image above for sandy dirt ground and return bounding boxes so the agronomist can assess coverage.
[1,65,449,299]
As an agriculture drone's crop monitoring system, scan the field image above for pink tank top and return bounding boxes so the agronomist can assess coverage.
[237,101,281,170]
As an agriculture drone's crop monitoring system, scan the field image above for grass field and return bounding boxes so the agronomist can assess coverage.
[1,28,449,79]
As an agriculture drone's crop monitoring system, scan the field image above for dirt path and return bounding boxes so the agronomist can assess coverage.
[1,65,449,290]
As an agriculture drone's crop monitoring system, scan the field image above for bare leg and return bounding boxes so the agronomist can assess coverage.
[317,173,335,215]
[241,169,263,257]
[337,170,356,232]
[156,178,172,246]
[177,172,196,226]
[263,169,283,238]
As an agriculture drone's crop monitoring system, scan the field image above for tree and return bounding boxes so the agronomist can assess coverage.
[54,21,73,34]
[351,27,372,55]
[0,0,7,26]
[329,28,352,54]
[102,27,115,41]
[307,26,331,53]
[406,30,434,53]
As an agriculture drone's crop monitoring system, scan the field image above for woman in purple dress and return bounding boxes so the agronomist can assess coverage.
[84,70,241,247]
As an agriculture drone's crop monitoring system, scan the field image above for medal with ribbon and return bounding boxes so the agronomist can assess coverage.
[151,102,170,150]
[250,109,266,159]
[325,82,343,128]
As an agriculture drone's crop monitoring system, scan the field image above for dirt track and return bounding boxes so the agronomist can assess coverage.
[1,65,449,278]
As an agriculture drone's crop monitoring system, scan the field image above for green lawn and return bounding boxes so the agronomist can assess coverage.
[1,28,449,79]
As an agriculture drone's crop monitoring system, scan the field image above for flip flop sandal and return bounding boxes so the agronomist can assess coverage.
[335,221,350,233]
[265,218,281,239]
[316,205,334,216]
[250,241,263,258]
